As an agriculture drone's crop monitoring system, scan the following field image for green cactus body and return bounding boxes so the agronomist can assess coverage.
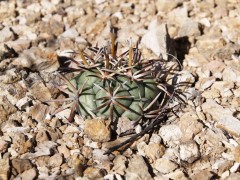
[70,67,161,121]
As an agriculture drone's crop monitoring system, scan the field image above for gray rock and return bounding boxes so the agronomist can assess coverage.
[179,140,200,163]
[125,155,152,180]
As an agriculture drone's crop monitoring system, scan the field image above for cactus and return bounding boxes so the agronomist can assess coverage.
[48,30,179,124]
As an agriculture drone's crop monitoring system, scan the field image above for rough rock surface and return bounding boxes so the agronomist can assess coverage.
[0,0,240,179]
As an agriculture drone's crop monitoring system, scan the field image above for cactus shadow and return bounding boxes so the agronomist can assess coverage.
[174,36,191,64]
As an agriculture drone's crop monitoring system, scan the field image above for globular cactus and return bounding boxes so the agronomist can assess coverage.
[49,30,177,123]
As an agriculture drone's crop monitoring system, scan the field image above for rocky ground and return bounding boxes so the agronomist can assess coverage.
[0,0,240,179]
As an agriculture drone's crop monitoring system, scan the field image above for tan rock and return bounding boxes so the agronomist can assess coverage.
[179,112,203,141]
[154,158,178,174]
[83,167,106,179]
[144,143,166,163]
[0,158,10,180]
[84,118,111,142]
[12,158,33,174]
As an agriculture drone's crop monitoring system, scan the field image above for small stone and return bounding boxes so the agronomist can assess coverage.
[111,155,127,175]
[155,0,181,12]
[164,169,188,180]
[179,140,200,163]
[28,102,49,121]
[202,99,232,121]
[12,158,33,174]
[190,170,214,180]
[125,155,152,179]
[116,117,135,135]
[226,173,240,180]
[159,124,182,147]
[216,116,240,137]
[0,27,14,43]
[179,112,203,141]
[18,168,37,180]
[49,153,63,168]
[178,20,201,38]
[154,158,178,174]
[141,22,175,59]
[0,158,10,180]
[199,76,216,90]
[83,167,106,179]
[84,118,111,142]
[61,28,79,39]
[234,146,240,163]
[0,139,9,153]
[144,143,165,163]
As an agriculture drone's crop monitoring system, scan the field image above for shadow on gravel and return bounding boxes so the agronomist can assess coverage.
[174,36,191,64]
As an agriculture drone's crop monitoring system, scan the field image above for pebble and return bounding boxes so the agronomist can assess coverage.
[83,167,106,179]
[0,158,10,180]
[48,153,63,168]
[125,155,152,180]
[179,140,200,163]
[144,143,166,163]
[0,27,14,43]
[159,124,182,147]
[217,116,240,137]
[0,139,9,153]
[84,118,111,142]
[141,21,175,59]
[111,155,127,175]
[12,158,33,174]
[18,168,37,180]
[154,158,178,174]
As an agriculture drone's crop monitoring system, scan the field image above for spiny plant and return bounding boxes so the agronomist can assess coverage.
[47,28,182,153]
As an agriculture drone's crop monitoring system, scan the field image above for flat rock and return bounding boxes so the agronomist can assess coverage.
[154,158,178,174]
[84,118,111,142]
[155,0,182,12]
[217,116,240,137]
[202,99,233,121]
[125,155,152,180]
